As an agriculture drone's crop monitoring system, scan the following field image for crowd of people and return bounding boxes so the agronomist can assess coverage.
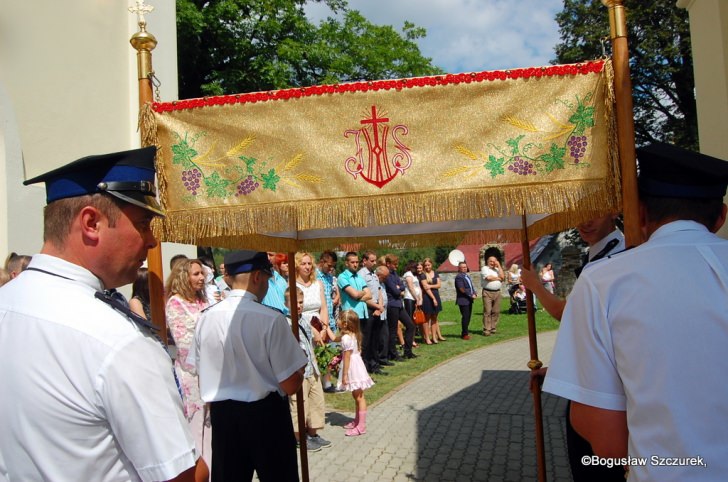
[2,140,727,481]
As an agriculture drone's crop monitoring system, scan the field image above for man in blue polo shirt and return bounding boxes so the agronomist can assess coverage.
[337,251,371,326]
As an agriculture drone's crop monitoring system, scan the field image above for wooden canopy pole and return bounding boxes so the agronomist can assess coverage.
[130,5,167,343]
[288,251,310,482]
[521,215,547,482]
[603,0,642,247]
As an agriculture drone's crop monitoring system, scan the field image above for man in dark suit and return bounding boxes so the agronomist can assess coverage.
[454,261,478,340]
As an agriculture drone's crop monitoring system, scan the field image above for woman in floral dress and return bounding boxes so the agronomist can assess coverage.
[165,258,210,479]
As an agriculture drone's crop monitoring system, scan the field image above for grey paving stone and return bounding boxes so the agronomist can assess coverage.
[300,331,570,482]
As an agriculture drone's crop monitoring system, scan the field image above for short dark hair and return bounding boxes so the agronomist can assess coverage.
[642,195,724,230]
[345,251,358,261]
[43,194,122,248]
[170,254,188,270]
[319,250,337,263]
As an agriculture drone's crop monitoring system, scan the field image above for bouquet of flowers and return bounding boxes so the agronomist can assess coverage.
[314,344,342,373]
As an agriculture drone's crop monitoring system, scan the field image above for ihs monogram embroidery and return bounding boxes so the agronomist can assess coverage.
[344,106,412,188]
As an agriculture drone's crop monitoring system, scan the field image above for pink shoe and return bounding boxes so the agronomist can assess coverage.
[343,420,357,429]
[345,426,366,436]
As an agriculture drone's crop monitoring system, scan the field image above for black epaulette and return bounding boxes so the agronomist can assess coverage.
[94,291,160,333]
[606,245,634,259]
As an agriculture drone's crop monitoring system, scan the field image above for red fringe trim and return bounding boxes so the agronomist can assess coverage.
[153,60,605,113]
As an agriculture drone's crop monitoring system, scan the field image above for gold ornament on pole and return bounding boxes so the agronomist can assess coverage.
[601,0,627,39]
[129,1,166,346]
[129,0,157,82]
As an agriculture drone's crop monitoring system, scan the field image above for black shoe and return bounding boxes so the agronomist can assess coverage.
[372,368,389,375]
[379,360,394,366]
[404,352,418,359]
[390,356,405,362]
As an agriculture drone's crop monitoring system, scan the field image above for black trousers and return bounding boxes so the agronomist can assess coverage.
[458,302,473,336]
[403,298,416,320]
[377,313,390,362]
[210,394,299,482]
[387,304,415,357]
[359,315,377,371]
[565,401,625,481]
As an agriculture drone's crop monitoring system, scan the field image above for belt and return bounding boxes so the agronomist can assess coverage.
[483,288,501,292]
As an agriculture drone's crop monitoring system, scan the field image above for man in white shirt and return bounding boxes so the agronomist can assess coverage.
[522,213,626,481]
[192,250,307,481]
[0,147,198,481]
[480,255,504,336]
[544,142,728,481]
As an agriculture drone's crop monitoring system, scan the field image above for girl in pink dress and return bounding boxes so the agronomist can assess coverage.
[336,310,374,436]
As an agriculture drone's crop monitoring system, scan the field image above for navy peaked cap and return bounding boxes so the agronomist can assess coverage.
[24,146,164,216]
[224,250,273,276]
[637,142,728,199]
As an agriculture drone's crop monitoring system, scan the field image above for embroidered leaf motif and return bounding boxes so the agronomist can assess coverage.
[539,143,566,172]
[204,172,233,198]
[172,140,198,169]
[484,155,506,178]
[506,135,525,156]
[451,92,600,180]
[261,169,281,191]
[569,104,595,136]
[240,156,257,175]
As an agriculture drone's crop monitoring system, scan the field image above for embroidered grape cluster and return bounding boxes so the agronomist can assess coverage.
[181,168,202,195]
[236,176,260,196]
[568,135,588,163]
[508,157,536,175]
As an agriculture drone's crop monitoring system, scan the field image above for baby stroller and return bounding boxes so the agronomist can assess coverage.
[508,285,528,314]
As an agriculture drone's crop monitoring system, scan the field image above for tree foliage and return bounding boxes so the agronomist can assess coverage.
[553,0,697,149]
[176,0,444,98]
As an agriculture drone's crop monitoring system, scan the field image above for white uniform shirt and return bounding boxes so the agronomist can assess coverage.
[544,221,728,481]
[0,255,196,482]
[192,290,307,402]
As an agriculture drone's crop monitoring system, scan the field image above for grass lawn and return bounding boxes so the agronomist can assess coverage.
[324,299,559,411]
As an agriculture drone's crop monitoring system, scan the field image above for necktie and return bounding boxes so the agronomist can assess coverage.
[465,275,475,295]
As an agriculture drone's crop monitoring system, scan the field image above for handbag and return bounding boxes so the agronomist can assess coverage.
[413,307,426,325]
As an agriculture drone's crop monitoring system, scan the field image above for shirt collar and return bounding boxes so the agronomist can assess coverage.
[29,253,105,291]
[588,229,625,261]
[648,219,709,241]
[226,289,258,302]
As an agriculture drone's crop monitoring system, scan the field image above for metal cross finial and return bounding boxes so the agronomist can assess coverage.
[129,0,154,29]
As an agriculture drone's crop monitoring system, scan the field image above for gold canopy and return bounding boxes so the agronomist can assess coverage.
[142,60,619,251]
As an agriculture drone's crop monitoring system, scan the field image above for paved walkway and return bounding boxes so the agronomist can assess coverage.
[302,330,572,481]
